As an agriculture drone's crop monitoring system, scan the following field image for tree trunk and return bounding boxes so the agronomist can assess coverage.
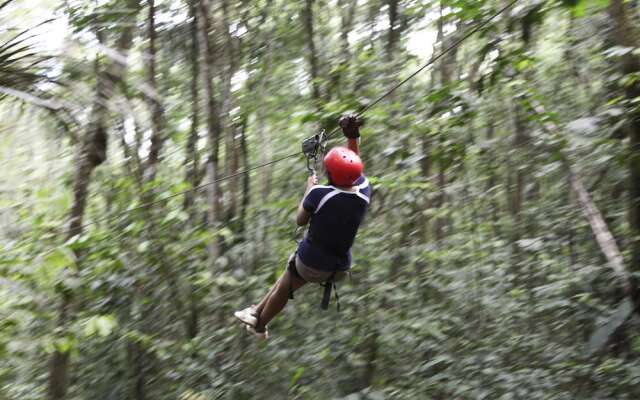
[328,0,357,98]
[484,113,501,238]
[182,0,202,340]
[509,97,526,278]
[255,10,274,267]
[608,0,640,305]
[130,2,181,394]
[507,14,537,287]
[47,3,140,399]
[198,0,222,260]
[237,116,250,240]
[434,4,456,245]
[144,0,164,183]
[221,0,239,223]
[435,161,445,242]
[386,0,400,62]
[564,14,595,114]
[438,1,459,86]
[303,0,322,106]
[183,0,201,215]
[526,99,634,297]
[47,291,73,400]
[419,130,432,245]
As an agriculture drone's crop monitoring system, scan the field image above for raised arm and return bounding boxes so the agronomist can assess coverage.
[339,114,363,156]
[296,174,318,226]
[347,138,360,155]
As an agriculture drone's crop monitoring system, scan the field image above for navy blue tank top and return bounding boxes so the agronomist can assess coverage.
[297,175,371,271]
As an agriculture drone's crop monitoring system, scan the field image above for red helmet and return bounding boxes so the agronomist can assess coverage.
[323,147,363,186]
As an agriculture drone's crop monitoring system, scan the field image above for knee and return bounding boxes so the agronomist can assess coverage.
[280,270,305,292]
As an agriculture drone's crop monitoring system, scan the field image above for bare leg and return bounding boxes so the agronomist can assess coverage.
[255,269,306,331]
[255,275,282,314]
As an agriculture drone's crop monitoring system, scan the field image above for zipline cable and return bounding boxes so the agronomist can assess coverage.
[325,0,518,141]
[68,0,518,235]
[71,152,299,233]
[82,151,301,235]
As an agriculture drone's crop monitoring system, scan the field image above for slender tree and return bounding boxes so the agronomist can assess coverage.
[183,0,202,215]
[183,0,202,340]
[303,0,322,107]
[608,0,640,306]
[198,0,222,260]
[143,0,165,183]
[48,2,141,399]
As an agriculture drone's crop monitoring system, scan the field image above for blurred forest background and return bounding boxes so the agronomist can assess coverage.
[1,0,640,398]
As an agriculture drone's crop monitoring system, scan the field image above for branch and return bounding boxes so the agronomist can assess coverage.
[526,98,632,292]
[524,97,637,354]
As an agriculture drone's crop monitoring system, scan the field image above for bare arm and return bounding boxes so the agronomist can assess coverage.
[347,138,360,155]
[296,174,317,226]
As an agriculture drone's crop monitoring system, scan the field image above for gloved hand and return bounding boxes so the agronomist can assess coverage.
[339,114,363,139]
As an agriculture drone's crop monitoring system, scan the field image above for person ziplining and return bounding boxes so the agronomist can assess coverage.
[234,114,371,340]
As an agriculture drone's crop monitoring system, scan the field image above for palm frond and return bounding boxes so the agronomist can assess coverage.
[0,12,54,103]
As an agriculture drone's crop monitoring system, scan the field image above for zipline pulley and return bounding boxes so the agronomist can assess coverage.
[301,129,325,175]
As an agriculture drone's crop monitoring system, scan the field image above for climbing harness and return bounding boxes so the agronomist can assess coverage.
[298,131,343,311]
[320,272,340,312]
[286,252,341,312]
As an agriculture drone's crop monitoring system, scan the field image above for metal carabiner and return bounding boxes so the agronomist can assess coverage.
[301,129,326,176]
[306,157,316,175]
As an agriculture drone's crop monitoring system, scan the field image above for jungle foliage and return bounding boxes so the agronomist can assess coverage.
[1,0,640,399]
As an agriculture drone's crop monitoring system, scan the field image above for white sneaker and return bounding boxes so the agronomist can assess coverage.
[233,306,258,327]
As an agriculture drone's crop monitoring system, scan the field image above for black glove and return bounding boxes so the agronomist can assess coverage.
[339,114,363,139]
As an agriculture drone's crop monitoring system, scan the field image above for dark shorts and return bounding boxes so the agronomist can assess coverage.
[289,253,346,283]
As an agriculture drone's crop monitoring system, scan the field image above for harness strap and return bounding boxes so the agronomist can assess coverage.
[255,311,262,330]
[289,252,341,311]
[321,271,340,311]
[334,280,340,312]
[287,253,305,299]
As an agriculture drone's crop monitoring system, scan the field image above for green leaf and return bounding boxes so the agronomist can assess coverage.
[36,247,76,286]
[163,209,189,224]
[289,367,305,388]
[49,336,77,354]
[570,0,609,17]
[426,322,446,341]
[213,273,239,287]
[65,234,90,251]
[216,227,234,243]
[84,315,118,337]
[43,247,76,269]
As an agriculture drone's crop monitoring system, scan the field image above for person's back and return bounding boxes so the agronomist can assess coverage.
[297,174,371,271]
